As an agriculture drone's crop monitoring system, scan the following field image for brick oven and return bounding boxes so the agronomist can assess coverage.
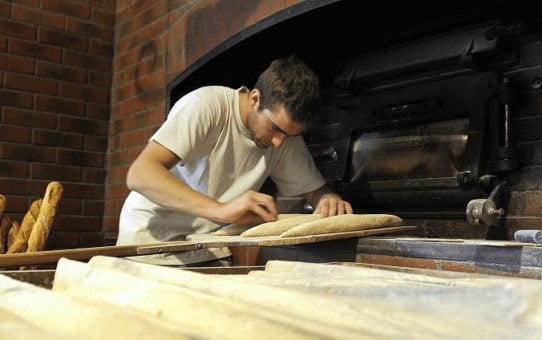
[166,1,541,238]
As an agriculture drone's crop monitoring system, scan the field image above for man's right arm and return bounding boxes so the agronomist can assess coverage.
[126,141,278,225]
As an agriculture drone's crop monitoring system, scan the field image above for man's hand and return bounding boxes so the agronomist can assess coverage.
[217,190,278,226]
[313,193,353,217]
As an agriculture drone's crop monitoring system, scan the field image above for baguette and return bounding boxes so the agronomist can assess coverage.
[0,194,5,216]
[7,220,21,250]
[0,215,11,254]
[241,214,322,237]
[26,181,63,253]
[280,214,403,237]
[6,199,42,254]
[0,194,7,253]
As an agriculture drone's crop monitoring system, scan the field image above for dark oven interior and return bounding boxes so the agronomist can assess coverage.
[167,0,542,239]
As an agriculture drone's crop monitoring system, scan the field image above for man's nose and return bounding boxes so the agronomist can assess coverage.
[271,134,287,148]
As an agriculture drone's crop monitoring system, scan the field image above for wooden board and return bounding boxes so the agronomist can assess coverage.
[0,226,416,267]
[186,226,417,246]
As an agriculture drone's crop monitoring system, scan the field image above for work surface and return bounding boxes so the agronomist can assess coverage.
[1,256,541,339]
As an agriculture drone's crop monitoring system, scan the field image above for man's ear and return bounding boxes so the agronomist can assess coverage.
[249,89,260,110]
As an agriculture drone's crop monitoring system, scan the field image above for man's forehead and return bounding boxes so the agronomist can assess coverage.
[266,106,304,136]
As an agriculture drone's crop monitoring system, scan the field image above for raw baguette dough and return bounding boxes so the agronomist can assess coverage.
[241,214,322,237]
[213,214,311,236]
[212,224,255,236]
[280,214,403,237]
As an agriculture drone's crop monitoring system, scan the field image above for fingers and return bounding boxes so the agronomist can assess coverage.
[246,191,277,219]
[314,195,353,217]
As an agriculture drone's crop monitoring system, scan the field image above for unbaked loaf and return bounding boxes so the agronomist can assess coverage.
[280,214,403,237]
[241,214,322,237]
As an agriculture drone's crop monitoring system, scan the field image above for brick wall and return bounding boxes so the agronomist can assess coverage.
[0,0,115,249]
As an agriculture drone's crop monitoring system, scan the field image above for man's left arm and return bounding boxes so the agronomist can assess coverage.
[304,183,353,217]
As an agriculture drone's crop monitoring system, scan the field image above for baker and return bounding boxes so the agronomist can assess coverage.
[117,56,353,266]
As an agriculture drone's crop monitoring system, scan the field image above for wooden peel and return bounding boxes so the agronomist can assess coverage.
[0,226,417,267]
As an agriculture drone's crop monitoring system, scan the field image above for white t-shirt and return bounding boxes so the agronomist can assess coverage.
[117,86,325,264]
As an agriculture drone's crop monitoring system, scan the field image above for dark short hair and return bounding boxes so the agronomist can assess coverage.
[254,56,321,124]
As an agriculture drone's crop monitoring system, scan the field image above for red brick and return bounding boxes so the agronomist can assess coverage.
[0,35,7,52]
[119,129,147,149]
[214,0,231,45]
[81,167,107,184]
[56,215,103,232]
[47,231,79,249]
[108,165,129,183]
[202,0,218,51]
[82,200,105,216]
[9,38,63,62]
[64,50,111,72]
[5,72,58,95]
[57,149,104,167]
[38,27,88,51]
[0,124,31,143]
[102,215,120,234]
[0,54,35,74]
[84,135,108,152]
[61,182,104,200]
[270,0,287,13]
[65,17,114,40]
[88,70,112,88]
[92,7,116,26]
[2,107,57,129]
[56,198,82,216]
[89,39,113,57]
[106,184,130,202]
[60,82,108,104]
[35,95,86,116]
[58,116,107,135]
[0,143,56,163]
[41,0,91,20]
[87,102,110,120]
[13,0,41,8]
[31,163,82,182]
[12,3,65,30]
[79,232,105,248]
[0,89,33,108]
[114,96,146,115]
[32,129,83,148]
[0,19,36,40]
[36,61,87,84]
[0,178,51,197]
[0,1,10,18]
[0,160,29,178]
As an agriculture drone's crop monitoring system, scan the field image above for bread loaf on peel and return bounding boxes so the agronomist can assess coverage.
[241,214,322,237]
[280,214,403,237]
[213,214,314,236]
